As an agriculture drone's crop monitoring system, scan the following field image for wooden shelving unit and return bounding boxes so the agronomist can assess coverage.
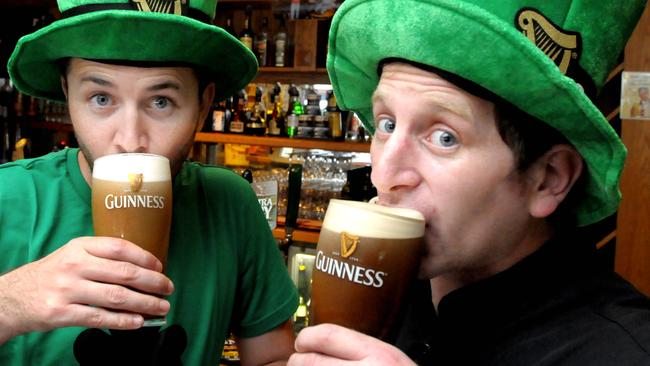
[272,227,319,243]
[20,121,73,132]
[272,216,322,244]
[195,132,370,153]
[255,67,330,85]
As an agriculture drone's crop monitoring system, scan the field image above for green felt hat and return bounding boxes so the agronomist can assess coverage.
[327,0,646,226]
[8,0,257,102]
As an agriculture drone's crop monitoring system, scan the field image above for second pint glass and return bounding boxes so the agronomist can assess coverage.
[310,199,425,339]
[92,153,172,326]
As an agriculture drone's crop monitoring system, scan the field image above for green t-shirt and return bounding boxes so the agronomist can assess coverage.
[0,148,298,365]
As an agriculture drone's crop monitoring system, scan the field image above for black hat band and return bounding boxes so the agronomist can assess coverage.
[60,1,211,25]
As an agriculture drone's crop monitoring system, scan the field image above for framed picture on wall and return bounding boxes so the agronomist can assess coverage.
[621,71,650,120]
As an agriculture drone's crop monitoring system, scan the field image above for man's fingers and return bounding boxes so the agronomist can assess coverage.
[81,237,163,272]
[71,281,170,317]
[62,304,144,330]
[288,350,350,366]
[80,256,173,296]
[294,324,372,361]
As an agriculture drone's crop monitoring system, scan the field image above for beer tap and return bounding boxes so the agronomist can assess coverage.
[280,161,302,260]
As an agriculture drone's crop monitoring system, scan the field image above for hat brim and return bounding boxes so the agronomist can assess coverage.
[327,0,625,226]
[8,10,257,102]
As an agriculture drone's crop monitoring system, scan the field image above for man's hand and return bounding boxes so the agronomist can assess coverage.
[0,236,174,344]
[288,324,416,366]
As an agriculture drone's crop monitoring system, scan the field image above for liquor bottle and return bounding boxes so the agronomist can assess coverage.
[267,84,285,136]
[228,89,246,134]
[327,92,343,140]
[13,89,25,123]
[286,85,302,138]
[255,17,270,67]
[220,333,240,365]
[239,5,254,51]
[290,0,301,20]
[223,16,236,37]
[297,259,310,304]
[245,87,267,136]
[293,259,310,333]
[211,98,230,132]
[293,295,308,334]
[274,14,288,67]
[305,86,321,116]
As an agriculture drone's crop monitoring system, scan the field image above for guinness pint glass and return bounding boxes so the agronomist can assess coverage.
[311,199,425,339]
[92,153,172,326]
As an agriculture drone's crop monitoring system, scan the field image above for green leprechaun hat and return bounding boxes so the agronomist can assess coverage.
[327,0,647,226]
[8,0,257,102]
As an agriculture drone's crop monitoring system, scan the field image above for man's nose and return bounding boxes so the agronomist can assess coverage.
[113,103,148,153]
[370,130,421,195]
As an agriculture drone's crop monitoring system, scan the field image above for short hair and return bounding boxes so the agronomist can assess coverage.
[495,101,583,230]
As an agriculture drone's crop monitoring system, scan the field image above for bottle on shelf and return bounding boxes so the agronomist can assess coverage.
[266,84,282,136]
[290,0,301,20]
[13,88,25,123]
[305,86,321,116]
[245,87,267,136]
[274,14,288,67]
[286,85,303,138]
[220,333,240,365]
[228,89,246,134]
[239,5,254,52]
[327,91,344,140]
[293,259,310,333]
[255,17,270,67]
[211,98,231,133]
[223,16,236,37]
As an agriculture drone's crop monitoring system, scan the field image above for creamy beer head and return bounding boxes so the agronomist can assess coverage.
[311,199,425,339]
[322,199,425,238]
[93,153,170,183]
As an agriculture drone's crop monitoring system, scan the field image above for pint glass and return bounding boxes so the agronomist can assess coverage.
[310,199,425,339]
[92,153,172,326]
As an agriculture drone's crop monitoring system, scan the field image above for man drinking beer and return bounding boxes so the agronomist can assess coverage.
[0,1,297,365]
[289,0,650,365]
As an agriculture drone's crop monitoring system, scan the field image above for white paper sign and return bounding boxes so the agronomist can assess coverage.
[621,71,650,120]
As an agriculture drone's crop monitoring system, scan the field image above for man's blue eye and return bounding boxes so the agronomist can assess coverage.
[92,94,110,106]
[153,97,169,109]
[377,118,396,133]
[432,130,457,147]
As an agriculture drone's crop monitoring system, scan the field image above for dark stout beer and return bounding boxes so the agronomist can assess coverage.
[311,199,424,339]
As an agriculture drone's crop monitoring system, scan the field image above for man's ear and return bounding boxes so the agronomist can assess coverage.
[197,82,215,132]
[527,144,583,219]
[60,76,68,100]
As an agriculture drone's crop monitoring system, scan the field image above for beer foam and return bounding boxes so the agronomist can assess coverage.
[323,199,425,239]
[92,153,170,182]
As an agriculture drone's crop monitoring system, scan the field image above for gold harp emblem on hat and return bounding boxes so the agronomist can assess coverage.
[340,231,360,259]
[516,9,579,75]
[132,0,184,15]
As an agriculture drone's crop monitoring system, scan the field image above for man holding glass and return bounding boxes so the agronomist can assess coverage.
[0,0,297,365]
[289,0,650,365]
